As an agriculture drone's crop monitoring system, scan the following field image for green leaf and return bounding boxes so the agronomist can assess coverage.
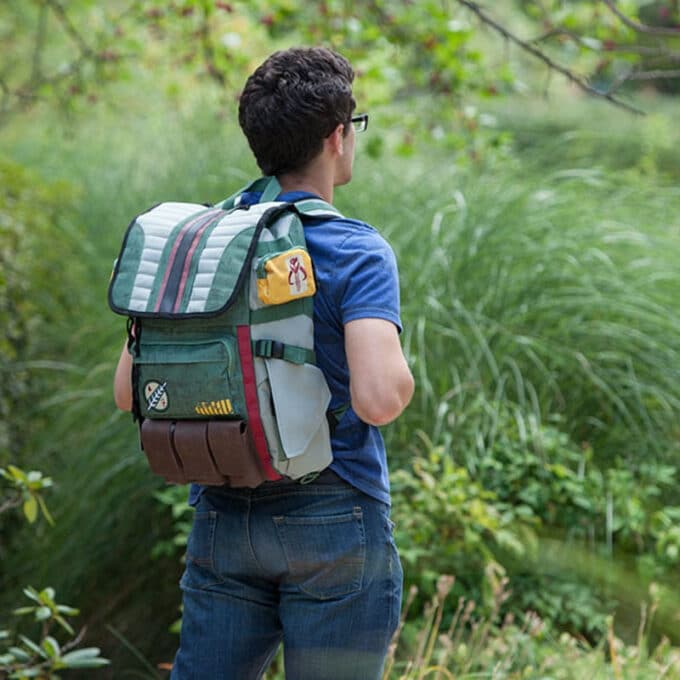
[7,465,27,482]
[8,646,30,662]
[13,606,36,616]
[10,668,43,678]
[26,471,42,484]
[55,605,79,616]
[36,495,54,526]
[60,647,103,661]
[40,587,56,603]
[18,635,46,659]
[54,616,74,637]
[42,636,60,659]
[22,495,38,524]
[22,587,41,604]
[35,606,52,621]
[60,647,109,668]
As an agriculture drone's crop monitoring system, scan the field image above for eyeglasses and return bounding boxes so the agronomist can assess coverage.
[350,113,369,133]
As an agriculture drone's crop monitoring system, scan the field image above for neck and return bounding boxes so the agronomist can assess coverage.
[278,164,334,203]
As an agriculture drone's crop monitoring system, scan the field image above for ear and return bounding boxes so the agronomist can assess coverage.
[326,123,346,156]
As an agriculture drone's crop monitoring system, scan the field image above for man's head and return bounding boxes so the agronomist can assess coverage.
[239,47,356,177]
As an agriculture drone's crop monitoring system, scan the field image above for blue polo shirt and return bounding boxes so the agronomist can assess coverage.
[190,189,402,506]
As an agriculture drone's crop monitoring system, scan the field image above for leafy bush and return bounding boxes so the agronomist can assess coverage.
[0,159,77,466]
[393,403,680,639]
[0,466,109,679]
[384,569,680,680]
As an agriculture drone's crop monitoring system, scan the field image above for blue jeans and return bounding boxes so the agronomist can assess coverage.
[170,473,403,679]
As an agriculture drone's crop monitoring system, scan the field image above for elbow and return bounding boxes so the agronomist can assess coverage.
[352,371,415,426]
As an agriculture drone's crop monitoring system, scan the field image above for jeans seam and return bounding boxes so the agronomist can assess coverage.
[250,487,358,501]
[245,494,267,574]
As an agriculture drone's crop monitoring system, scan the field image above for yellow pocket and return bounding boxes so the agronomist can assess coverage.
[257,248,316,305]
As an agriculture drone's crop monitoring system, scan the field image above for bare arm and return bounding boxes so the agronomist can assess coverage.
[345,318,414,426]
[114,341,133,411]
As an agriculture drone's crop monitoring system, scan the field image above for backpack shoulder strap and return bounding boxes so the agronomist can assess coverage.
[294,198,344,220]
[218,176,282,210]
[218,177,344,220]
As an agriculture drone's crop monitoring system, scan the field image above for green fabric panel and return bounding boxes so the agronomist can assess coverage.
[249,298,313,325]
[136,320,246,420]
[203,227,256,321]
[285,216,305,246]
[110,222,145,310]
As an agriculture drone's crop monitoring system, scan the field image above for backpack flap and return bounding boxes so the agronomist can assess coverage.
[265,357,332,466]
[109,201,295,319]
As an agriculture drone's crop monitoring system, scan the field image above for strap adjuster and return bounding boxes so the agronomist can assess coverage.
[254,339,285,359]
[269,341,285,359]
[252,339,315,365]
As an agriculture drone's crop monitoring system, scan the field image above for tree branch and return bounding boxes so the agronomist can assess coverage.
[605,44,680,60]
[31,2,49,85]
[533,26,680,63]
[44,0,95,57]
[454,0,645,115]
[600,0,680,37]
[0,495,22,515]
[627,68,680,79]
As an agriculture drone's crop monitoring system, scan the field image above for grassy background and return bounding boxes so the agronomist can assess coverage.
[1,81,680,676]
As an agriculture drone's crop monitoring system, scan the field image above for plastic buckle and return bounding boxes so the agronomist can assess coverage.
[254,339,271,357]
[270,341,285,359]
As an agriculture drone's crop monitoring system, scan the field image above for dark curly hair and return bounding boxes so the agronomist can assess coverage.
[238,47,356,176]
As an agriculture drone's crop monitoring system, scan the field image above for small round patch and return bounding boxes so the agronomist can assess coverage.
[144,380,169,412]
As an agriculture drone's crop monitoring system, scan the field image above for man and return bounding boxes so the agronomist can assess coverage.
[114,46,413,679]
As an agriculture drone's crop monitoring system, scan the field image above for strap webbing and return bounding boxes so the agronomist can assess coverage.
[252,339,315,365]
[237,326,282,481]
[294,198,343,219]
[218,177,344,219]
[218,176,282,210]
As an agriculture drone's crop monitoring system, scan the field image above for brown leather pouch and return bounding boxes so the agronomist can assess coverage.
[140,419,268,488]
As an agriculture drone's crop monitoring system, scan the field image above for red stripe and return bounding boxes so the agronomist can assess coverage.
[172,214,221,313]
[154,209,220,313]
[237,326,281,481]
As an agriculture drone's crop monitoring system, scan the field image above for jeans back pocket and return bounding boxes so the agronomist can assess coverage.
[274,508,366,600]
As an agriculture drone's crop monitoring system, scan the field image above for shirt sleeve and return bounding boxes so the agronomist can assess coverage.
[337,228,402,332]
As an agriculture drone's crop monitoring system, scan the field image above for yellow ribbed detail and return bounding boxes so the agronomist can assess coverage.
[194,399,234,416]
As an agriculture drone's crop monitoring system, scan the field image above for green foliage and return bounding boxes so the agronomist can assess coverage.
[393,403,680,638]
[0,159,76,465]
[151,486,193,560]
[385,141,680,467]
[5,0,679,141]
[0,466,53,526]
[518,0,680,95]
[0,469,109,678]
[384,570,680,679]
[391,437,536,602]
[0,586,108,679]
[0,47,679,669]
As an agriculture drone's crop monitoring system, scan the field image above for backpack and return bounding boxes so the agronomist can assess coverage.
[108,177,343,487]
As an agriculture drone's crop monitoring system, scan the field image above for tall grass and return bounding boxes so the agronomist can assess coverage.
[347,140,680,467]
[1,87,679,670]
